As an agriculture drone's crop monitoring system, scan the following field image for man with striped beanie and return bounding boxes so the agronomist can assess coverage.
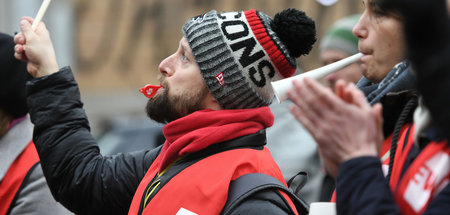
[15,8,315,215]
[179,9,315,110]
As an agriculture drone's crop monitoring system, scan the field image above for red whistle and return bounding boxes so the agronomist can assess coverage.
[139,84,162,99]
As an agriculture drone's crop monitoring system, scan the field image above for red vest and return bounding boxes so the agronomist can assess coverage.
[389,125,450,215]
[0,142,40,215]
[330,123,450,214]
[330,123,413,203]
[128,147,297,215]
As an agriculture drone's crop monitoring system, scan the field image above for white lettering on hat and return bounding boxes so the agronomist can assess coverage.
[221,20,249,40]
[217,11,276,88]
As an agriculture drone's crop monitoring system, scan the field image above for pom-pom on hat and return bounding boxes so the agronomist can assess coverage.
[0,33,32,119]
[182,8,316,109]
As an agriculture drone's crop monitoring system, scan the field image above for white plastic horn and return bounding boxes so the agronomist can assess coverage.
[271,53,363,103]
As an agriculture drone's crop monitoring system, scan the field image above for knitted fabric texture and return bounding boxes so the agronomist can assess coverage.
[182,9,316,109]
[319,14,360,56]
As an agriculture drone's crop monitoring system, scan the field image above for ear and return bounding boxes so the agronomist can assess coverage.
[203,92,223,110]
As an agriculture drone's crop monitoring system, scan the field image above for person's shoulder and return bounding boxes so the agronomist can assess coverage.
[11,163,74,214]
[228,188,295,215]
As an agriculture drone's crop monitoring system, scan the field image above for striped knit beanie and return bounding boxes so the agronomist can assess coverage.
[319,14,360,56]
[182,9,316,109]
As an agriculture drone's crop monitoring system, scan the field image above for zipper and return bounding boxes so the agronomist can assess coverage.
[137,158,181,214]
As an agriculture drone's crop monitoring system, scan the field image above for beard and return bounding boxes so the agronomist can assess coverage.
[145,85,210,124]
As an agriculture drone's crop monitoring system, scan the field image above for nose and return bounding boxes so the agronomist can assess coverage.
[352,13,367,40]
[158,54,175,76]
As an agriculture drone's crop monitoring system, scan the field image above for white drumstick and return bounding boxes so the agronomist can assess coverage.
[271,52,363,103]
[31,0,52,31]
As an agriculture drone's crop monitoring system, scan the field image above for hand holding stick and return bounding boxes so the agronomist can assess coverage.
[14,0,58,78]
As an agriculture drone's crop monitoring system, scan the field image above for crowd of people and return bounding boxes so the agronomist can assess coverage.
[1,0,449,214]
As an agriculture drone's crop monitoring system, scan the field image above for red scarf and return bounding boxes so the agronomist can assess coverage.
[157,107,274,171]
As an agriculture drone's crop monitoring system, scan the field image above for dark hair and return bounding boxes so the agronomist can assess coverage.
[0,33,32,118]
[372,0,402,20]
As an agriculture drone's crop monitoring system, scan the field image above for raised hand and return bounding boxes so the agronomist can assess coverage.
[14,17,59,78]
[287,78,383,177]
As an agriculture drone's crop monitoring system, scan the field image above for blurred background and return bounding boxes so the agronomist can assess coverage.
[0,0,363,152]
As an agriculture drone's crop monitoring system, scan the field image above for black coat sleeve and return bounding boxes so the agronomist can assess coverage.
[423,183,450,215]
[336,157,400,215]
[26,67,161,215]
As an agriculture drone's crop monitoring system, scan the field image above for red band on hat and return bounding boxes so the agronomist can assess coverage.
[244,10,295,78]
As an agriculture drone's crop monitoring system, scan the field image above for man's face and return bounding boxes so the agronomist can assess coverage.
[320,49,363,89]
[353,0,406,83]
[146,37,210,123]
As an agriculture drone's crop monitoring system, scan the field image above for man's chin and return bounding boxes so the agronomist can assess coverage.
[145,87,207,123]
[145,92,176,124]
